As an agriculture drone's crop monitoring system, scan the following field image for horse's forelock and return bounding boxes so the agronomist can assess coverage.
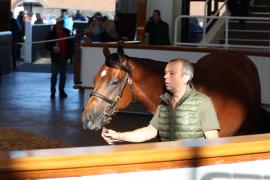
[105,53,131,74]
[105,53,119,67]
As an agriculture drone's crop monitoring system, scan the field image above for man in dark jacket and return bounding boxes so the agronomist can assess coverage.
[227,0,250,27]
[145,9,170,45]
[10,12,20,70]
[45,18,73,99]
[16,11,25,61]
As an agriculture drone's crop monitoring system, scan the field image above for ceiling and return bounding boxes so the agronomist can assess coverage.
[11,0,116,11]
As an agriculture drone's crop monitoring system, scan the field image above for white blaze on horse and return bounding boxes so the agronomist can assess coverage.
[81,45,265,137]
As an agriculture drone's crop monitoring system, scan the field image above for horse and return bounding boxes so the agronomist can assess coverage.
[81,45,263,137]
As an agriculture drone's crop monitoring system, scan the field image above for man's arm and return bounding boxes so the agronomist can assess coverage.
[204,130,219,139]
[101,124,158,145]
[200,96,220,138]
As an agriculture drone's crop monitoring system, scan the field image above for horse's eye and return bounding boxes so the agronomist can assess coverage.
[111,78,120,85]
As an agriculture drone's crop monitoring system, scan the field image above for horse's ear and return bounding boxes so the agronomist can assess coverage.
[103,46,111,60]
[117,41,124,57]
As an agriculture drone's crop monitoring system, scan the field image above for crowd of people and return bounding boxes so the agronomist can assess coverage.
[83,12,119,42]
[32,9,120,43]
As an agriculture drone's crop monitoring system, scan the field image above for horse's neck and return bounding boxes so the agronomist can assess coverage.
[129,58,165,115]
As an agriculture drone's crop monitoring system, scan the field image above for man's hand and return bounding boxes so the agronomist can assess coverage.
[101,124,158,144]
[53,46,59,53]
[101,128,122,145]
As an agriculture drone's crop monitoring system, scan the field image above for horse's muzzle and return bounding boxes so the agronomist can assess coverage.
[81,112,112,131]
[81,113,97,131]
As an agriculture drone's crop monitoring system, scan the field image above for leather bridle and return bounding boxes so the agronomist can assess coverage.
[89,72,134,128]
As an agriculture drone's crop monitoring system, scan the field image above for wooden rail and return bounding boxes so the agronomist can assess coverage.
[1,133,270,179]
[82,43,270,57]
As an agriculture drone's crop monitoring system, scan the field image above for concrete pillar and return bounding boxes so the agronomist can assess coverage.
[24,21,32,63]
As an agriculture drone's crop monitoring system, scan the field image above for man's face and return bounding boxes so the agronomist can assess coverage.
[152,12,160,22]
[56,21,64,30]
[164,61,187,93]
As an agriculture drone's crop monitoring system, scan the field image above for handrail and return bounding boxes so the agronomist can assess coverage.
[204,0,229,17]
[1,133,270,179]
[203,0,229,43]
[81,42,270,57]
[174,15,270,50]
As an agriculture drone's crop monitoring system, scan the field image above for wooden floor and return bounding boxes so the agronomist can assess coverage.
[0,70,152,148]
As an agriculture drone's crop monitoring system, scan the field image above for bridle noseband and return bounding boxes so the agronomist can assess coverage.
[90,72,134,126]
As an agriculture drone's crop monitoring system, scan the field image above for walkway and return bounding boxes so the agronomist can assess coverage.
[0,70,152,148]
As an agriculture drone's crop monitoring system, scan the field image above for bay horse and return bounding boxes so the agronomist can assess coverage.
[81,45,262,137]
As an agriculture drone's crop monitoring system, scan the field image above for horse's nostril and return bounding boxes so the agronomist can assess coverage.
[88,113,97,129]
[81,112,96,130]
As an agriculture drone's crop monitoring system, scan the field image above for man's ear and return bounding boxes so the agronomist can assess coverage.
[183,74,190,84]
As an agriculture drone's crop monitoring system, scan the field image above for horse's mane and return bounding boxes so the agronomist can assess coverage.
[105,53,131,73]
[105,52,166,74]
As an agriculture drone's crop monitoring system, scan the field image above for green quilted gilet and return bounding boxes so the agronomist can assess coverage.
[157,86,205,141]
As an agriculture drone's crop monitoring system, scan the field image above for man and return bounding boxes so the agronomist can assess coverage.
[102,59,220,144]
[145,9,170,45]
[16,11,25,61]
[10,12,20,70]
[34,13,44,24]
[73,10,86,21]
[45,18,73,99]
[60,9,73,34]
[227,0,250,27]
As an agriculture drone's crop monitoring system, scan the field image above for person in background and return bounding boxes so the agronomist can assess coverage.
[10,12,20,70]
[16,11,25,38]
[16,11,25,61]
[59,9,74,64]
[101,20,118,42]
[85,17,103,42]
[102,59,220,144]
[188,18,203,43]
[86,12,102,27]
[227,0,250,27]
[145,9,170,45]
[60,9,74,34]
[34,13,44,24]
[45,18,73,99]
[73,10,86,21]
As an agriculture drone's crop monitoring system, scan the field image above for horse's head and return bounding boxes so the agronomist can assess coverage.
[81,45,134,131]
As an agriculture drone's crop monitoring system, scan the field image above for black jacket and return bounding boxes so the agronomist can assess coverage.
[145,19,170,45]
[45,26,74,62]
